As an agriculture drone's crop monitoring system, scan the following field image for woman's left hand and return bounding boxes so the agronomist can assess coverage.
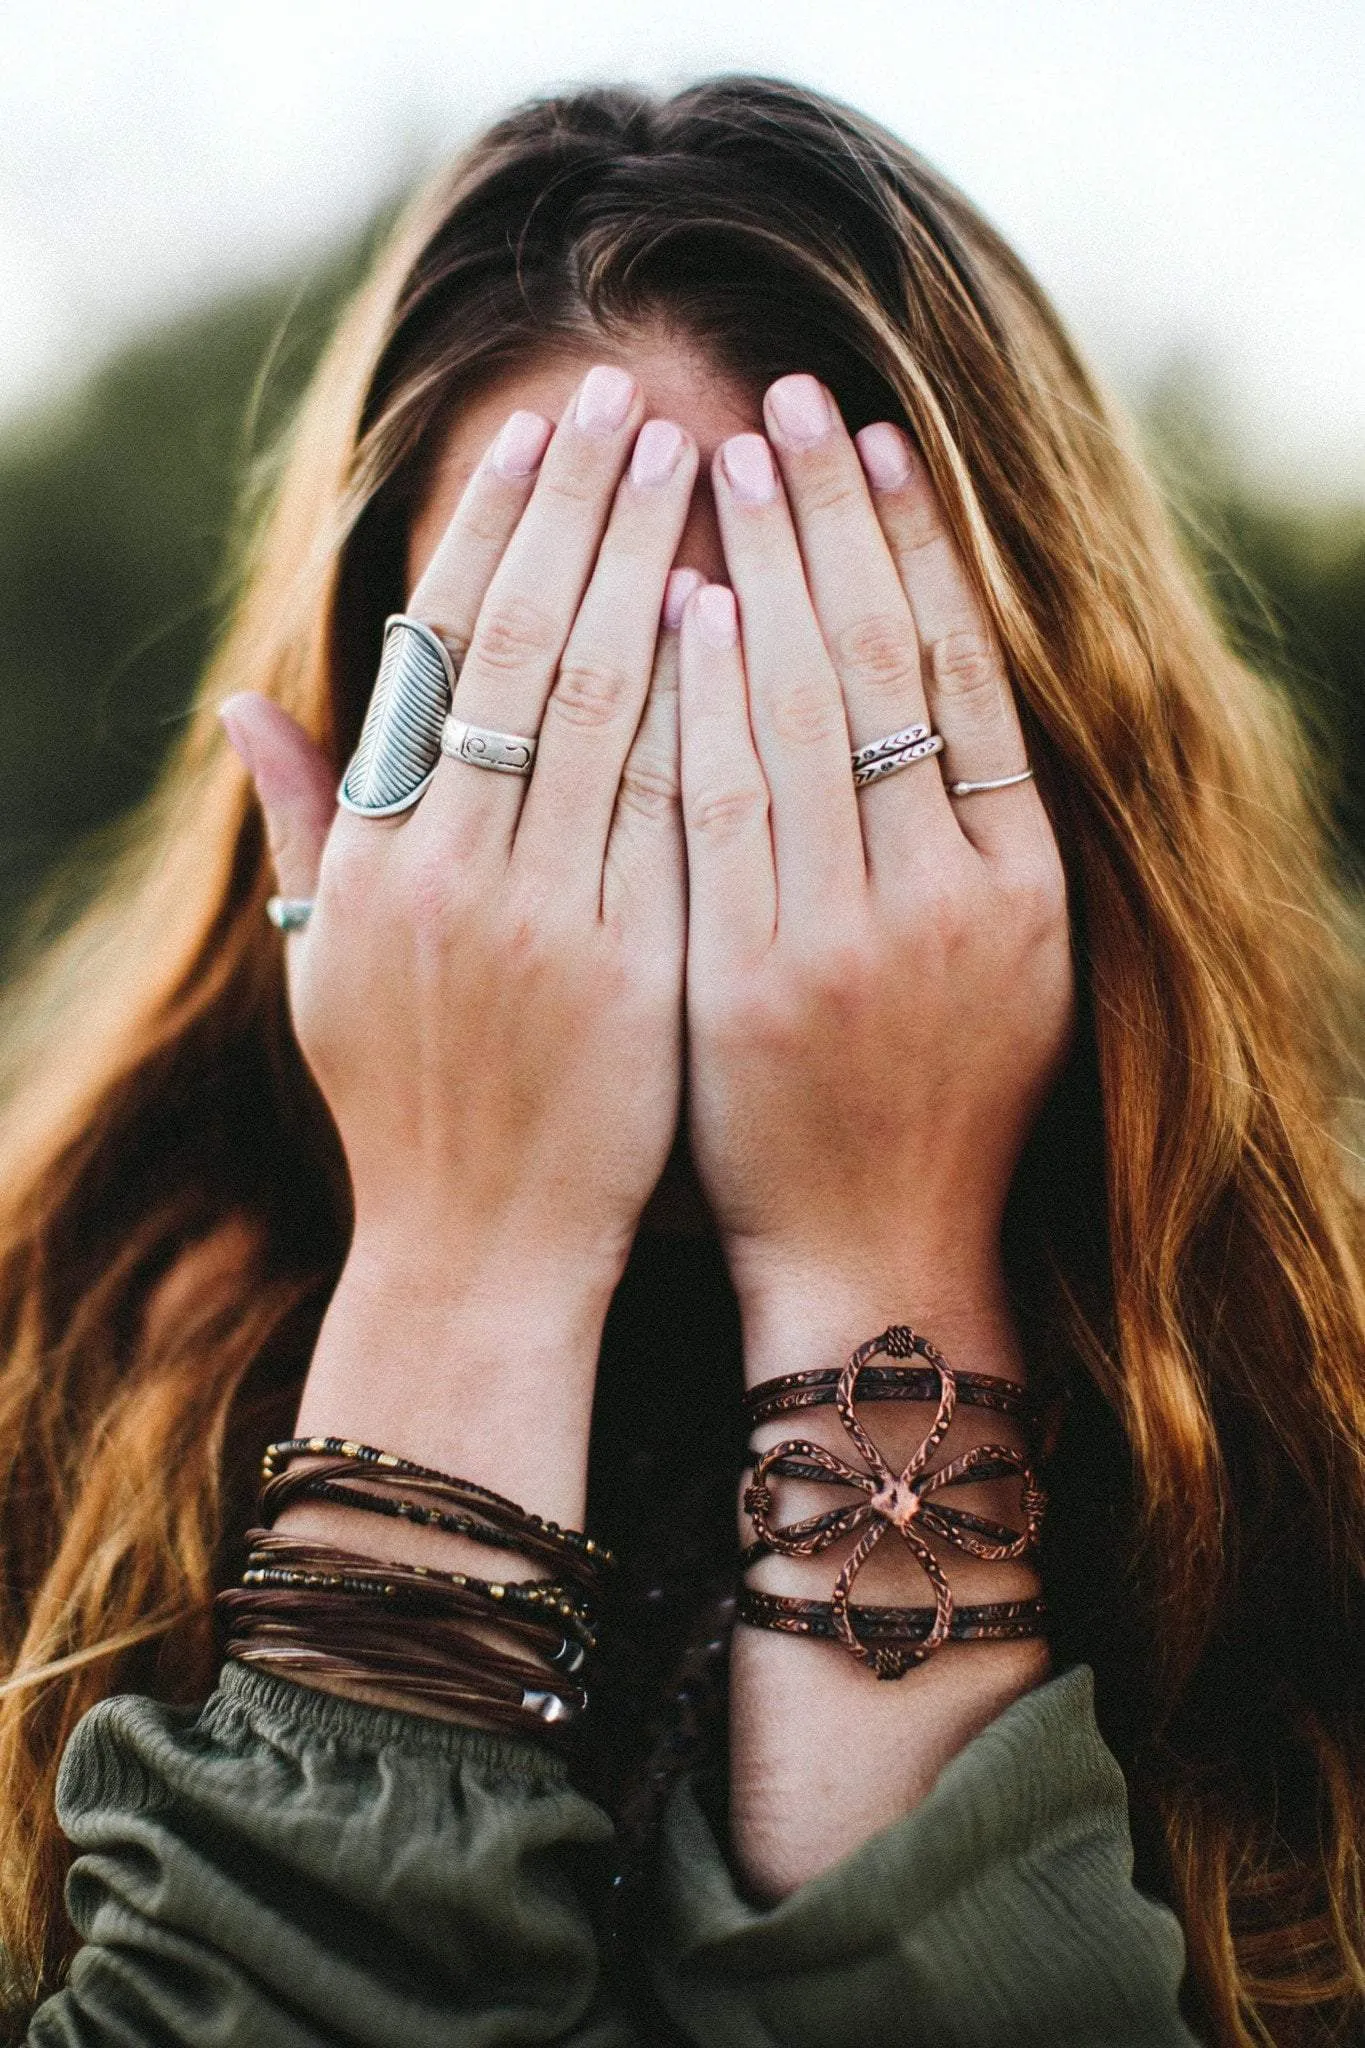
[678,376,1075,1353]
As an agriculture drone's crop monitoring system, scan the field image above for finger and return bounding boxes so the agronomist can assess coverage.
[219,693,333,903]
[678,583,776,974]
[601,568,698,961]
[712,433,864,929]
[856,425,1044,863]
[764,376,953,882]
[364,407,552,863]
[421,364,645,857]
[513,417,699,885]
[407,408,554,662]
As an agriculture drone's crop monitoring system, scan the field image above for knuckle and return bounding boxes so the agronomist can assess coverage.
[1005,852,1068,936]
[768,676,843,749]
[918,872,970,944]
[832,611,918,696]
[702,976,787,1052]
[496,885,567,977]
[797,464,864,518]
[889,864,968,955]
[537,466,602,511]
[617,748,680,820]
[790,930,878,1014]
[473,593,560,676]
[930,631,1006,708]
[687,783,769,841]
[315,826,372,908]
[548,653,633,731]
[402,843,464,929]
[889,468,946,554]
[459,497,517,553]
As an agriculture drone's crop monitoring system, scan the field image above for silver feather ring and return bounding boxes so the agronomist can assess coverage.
[338,615,454,817]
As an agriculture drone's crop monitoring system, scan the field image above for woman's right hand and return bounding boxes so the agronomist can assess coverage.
[220,365,699,1511]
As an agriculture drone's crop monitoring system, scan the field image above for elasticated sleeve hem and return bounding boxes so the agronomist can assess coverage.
[27,1660,630,2048]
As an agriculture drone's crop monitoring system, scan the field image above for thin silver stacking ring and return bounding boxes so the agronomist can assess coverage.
[266,897,314,932]
[947,768,1035,798]
[851,721,946,789]
[338,615,455,818]
[440,715,537,777]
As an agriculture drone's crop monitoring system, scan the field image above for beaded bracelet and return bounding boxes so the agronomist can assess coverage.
[739,1326,1047,1680]
[260,1437,612,1588]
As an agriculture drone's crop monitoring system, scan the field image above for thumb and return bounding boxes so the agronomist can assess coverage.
[219,693,334,900]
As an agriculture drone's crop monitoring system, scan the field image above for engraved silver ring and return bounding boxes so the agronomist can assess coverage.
[440,715,538,777]
[339,615,455,818]
[851,722,946,789]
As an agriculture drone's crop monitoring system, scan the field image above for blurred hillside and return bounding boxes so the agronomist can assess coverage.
[0,259,1361,958]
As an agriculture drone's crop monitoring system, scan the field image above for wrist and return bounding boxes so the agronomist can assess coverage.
[293,1235,611,1529]
[731,1244,1022,1389]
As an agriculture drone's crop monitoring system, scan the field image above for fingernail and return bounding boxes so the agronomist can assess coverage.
[720,434,777,505]
[218,698,257,777]
[694,584,738,648]
[631,419,685,489]
[575,364,636,437]
[663,567,704,630]
[856,422,915,492]
[491,409,552,478]
[767,373,834,447]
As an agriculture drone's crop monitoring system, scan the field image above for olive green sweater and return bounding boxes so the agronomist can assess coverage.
[23,1659,1199,2046]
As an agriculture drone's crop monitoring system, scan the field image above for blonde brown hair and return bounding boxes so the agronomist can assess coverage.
[1,77,1363,2044]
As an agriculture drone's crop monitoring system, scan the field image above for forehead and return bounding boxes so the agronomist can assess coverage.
[405,333,762,586]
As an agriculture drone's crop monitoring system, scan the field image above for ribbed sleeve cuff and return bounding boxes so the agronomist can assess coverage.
[649,1665,1199,2048]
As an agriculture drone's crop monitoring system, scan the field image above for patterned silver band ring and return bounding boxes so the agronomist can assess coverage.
[339,615,455,817]
[440,714,538,777]
[947,768,1035,797]
[266,897,314,932]
[851,731,945,788]
[850,721,933,772]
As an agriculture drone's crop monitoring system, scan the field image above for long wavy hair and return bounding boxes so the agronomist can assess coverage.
[1,75,1362,2044]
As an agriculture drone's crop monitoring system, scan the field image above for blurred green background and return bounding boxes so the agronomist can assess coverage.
[0,238,1361,958]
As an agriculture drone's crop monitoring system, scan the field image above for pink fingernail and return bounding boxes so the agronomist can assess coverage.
[663,567,704,630]
[631,419,685,488]
[767,373,834,446]
[575,364,636,436]
[856,422,915,492]
[491,410,552,478]
[694,584,738,648]
[720,434,777,505]
[217,698,258,777]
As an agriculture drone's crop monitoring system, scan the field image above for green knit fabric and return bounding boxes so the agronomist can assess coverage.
[24,1661,1199,2046]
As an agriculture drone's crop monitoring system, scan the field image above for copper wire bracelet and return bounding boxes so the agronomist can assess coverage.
[740,1326,1047,1679]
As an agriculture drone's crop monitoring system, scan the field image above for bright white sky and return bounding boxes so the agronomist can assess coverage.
[1,0,1362,499]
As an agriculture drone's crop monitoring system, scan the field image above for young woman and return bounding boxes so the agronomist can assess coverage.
[1,76,1362,2048]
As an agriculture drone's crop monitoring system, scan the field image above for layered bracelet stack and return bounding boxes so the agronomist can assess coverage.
[217,1438,613,1736]
[218,1326,1046,1731]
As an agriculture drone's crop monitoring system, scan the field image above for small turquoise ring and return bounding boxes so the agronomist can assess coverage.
[266,897,314,933]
